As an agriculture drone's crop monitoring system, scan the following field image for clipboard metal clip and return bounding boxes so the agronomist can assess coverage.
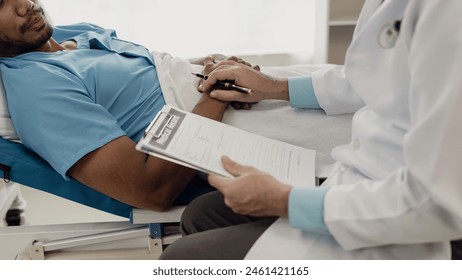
[144,111,173,139]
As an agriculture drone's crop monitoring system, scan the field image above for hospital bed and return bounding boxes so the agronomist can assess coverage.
[0,56,355,259]
[0,179,23,227]
[0,142,185,260]
[0,68,190,259]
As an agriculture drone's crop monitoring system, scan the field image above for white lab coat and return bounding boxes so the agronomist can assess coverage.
[245,0,462,259]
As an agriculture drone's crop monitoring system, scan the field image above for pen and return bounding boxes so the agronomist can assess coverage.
[192,72,252,95]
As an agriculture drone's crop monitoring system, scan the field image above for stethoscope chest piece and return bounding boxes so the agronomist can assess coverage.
[378,20,401,49]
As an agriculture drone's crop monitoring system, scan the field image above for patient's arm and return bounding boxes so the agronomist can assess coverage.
[68,94,228,212]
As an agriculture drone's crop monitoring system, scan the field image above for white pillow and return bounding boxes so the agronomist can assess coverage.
[0,74,19,140]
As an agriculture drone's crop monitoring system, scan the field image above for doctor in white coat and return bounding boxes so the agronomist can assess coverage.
[161,0,462,259]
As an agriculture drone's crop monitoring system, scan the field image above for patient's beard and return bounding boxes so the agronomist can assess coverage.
[0,24,53,57]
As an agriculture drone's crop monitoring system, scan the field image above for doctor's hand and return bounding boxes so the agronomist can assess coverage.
[200,64,289,104]
[208,156,292,218]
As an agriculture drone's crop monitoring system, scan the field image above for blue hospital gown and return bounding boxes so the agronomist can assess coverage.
[0,23,165,179]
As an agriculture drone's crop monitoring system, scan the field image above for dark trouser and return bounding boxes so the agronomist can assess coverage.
[160,191,276,260]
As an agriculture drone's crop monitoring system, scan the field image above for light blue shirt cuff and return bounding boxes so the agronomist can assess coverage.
[288,76,320,109]
[289,187,331,235]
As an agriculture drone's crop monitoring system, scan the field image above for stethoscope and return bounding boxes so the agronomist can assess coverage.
[377,0,402,49]
[378,20,401,49]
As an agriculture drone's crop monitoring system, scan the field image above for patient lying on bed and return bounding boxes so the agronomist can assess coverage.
[0,1,351,213]
[0,2,238,211]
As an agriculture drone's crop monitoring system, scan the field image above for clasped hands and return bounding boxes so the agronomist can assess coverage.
[196,54,260,110]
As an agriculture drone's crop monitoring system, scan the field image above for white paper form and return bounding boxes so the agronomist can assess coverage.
[136,105,316,186]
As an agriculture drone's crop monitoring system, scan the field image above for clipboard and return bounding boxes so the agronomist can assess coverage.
[144,111,173,139]
[136,105,316,186]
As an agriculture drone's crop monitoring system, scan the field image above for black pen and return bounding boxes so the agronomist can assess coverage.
[192,73,252,95]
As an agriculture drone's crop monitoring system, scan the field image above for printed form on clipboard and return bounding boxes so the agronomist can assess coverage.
[136,105,316,186]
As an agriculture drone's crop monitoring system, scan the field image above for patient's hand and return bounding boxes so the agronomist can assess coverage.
[230,101,257,110]
[202,55,260,75]
[189,54,228,66]
[190,53,257,68]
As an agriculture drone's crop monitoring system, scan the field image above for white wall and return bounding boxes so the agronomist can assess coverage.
[41,0,324,66]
